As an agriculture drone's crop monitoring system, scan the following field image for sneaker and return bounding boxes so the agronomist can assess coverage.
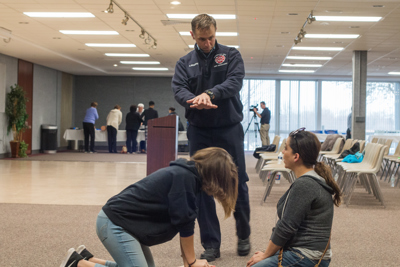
[84,151,88,154]
[89,151,93,154]
[237,237,251,256]
[60,248,83,267]
[76,245,94,261]
[200,248,220,262]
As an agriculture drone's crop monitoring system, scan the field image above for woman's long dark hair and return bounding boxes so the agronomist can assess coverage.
[289,131,342,206]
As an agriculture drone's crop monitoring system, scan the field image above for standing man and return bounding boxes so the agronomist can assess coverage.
[253,101,271,146]
[347,111,352,139]
[137,103,146,153]
[140,101,158,153]
[172,14,250,262]
[82,102,99,153]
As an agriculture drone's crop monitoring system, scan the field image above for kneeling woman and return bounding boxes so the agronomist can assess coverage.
[247,129,341,267]
[60,147,238,267]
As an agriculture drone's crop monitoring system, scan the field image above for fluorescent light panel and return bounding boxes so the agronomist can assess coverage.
[292,47,343,51]
[132,67,168,71]
[279,70,315,73]
[24,12,95,18]
[286,56,332,60]
[180,32,237,36]
[121,61,160,64]
[86,43,136,47]
[305,34,359,39]
[282,64,322,67]
[315,16,382,22]
[60,30,118,35]
[105,53,149,57]
[188,44,239,48]
[167,14,236,19]
[388,72,400,75]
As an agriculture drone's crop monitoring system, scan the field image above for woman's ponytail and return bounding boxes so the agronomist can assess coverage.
[314,161,342,207]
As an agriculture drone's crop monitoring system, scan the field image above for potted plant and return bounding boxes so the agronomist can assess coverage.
[5,84,29,158]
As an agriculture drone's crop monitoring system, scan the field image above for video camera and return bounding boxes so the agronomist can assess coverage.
[250,104,258,112]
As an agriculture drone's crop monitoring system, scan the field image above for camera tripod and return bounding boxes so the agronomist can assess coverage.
[244,112,260,144]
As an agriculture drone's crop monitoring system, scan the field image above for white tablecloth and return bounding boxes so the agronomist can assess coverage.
[63,129,188,142]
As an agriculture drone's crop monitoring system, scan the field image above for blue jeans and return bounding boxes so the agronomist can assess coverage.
[95,210,155,267]
[252,249,330,267]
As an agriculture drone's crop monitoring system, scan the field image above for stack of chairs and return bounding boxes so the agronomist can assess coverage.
[335,143,387,207]
[380,142,400,184]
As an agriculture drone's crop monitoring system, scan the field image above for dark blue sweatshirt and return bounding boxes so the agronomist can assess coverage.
[172,41,245,128]
[102,158,201,246]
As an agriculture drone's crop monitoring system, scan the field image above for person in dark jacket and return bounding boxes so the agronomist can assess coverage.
[60,147,238,267]
[246,129,341,267]
[168,107,185,131]
[140,101,159,153]
[125,105,143,153]
[172,13,250,261]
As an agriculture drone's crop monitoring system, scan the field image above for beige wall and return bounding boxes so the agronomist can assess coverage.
[60,72,73,147]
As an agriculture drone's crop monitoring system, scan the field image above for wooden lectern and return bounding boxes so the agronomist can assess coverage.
[147,115,179,175]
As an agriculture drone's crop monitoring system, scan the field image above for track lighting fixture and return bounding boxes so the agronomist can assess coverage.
[122,13,129,25]
[139,29,146,39]
[105,0,114,13]
[293,10,314,45]
[103,0,157,49]
[307,10,316,24]
[298,29,306,39]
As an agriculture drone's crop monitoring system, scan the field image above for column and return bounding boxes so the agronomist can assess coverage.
[352,51,367,140]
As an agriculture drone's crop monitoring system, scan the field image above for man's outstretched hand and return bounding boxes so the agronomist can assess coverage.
[187,93,218,110]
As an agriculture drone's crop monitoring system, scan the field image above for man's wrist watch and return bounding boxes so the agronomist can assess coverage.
[205,90,215,100]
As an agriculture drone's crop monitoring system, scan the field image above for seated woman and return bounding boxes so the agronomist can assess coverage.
[247,128,341,267]
[60,147,238,267]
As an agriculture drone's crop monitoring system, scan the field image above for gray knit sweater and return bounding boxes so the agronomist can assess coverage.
[270,171,334,257]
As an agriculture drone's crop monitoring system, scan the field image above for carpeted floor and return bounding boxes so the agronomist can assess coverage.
[1,154,400,266]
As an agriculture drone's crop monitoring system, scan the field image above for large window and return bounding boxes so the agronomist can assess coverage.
[280,81,316,137]
[321,81,352,134]
[240,79,275,151]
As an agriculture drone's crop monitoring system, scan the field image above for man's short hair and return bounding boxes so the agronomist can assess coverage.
[149,101,155,106]
[191,14,217,33]
[138,103,144,108]
[91,102,98,107]
[169,107,175,112]
[260,101,266,105]
[114,104,121,109]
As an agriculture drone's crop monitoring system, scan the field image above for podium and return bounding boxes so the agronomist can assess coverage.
[147,115,179,175]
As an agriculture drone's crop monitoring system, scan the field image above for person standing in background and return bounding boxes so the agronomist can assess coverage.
[346,111,352,140]
[82,102,99,153]
[253,101,271,146]
[106,105,122,153]
[140,101,158,153]
[137,103,146,153]
[168,107,185,131]
[125,105,142,154]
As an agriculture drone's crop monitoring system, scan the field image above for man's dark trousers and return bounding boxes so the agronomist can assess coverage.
[126,129,138,153]
[83,122,95,152]
[107,126,117,153]
[188,123,251,249]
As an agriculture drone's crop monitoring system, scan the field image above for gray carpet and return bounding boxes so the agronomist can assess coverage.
[2,154,400,266]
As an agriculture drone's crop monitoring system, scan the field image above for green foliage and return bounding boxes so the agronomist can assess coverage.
[18,140,29,158]
[5,84,29,141]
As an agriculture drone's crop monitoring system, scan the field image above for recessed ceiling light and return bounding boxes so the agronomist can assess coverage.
[170,1,181,5]
[315,16,382,22]
[24,12,95,18]
[333,41,344,44]
[78,49,85,51]
[286,56,332,60]
[120,61,160,64]
[288,13,298,16]
[388,72,400,75]
[19,22,29,24]
[125,30,135,32]
[282,64,322,67]
[373,5,385,8]
[60,30,118,35]
[325,10,343,13]
[105,53,150,57]
[306,34,359,39]
[132,67,168,71]
[113,64,118,67]
[276,45,284,47]
[281,32,290,34]
[86,43,136,47]
[180,32,238,36]
[168,14,236,19]
[292,47,343,51]
[349,26,360,28]
[188,44,239,48]
[279,70,315,73]
[53,37,61,39]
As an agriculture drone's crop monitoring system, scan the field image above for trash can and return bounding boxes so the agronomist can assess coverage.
[41,124,58,153]
[68,140,82,150]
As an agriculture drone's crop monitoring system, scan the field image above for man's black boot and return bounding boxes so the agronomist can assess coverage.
[237,237,251,256]
[200,248,220,262]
